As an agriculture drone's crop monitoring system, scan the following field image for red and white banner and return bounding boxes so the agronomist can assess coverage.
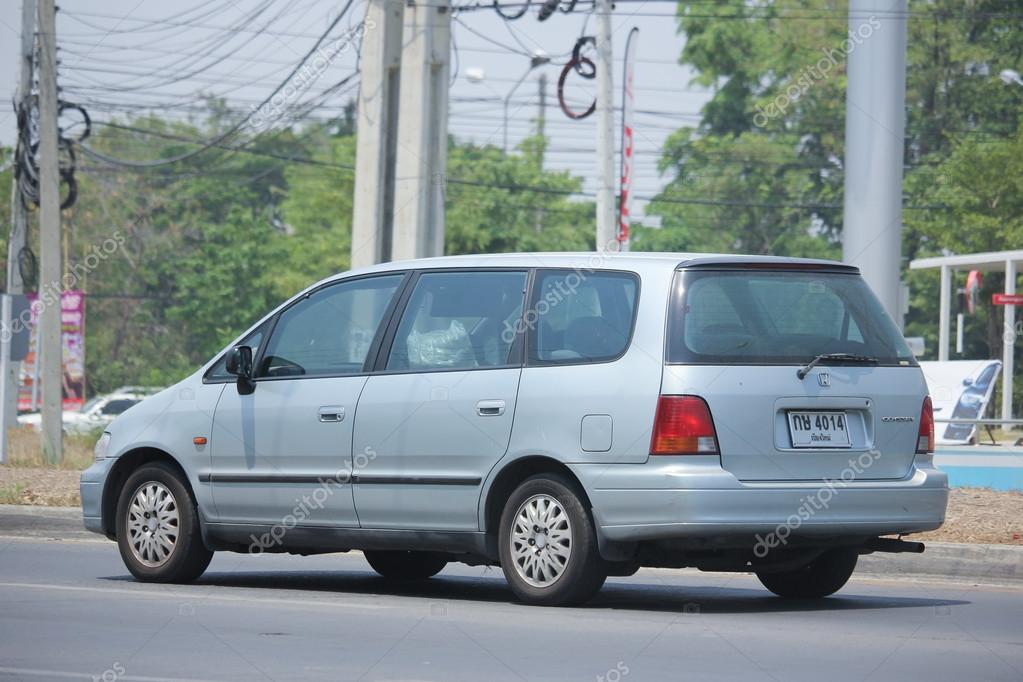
[617,27,639,250]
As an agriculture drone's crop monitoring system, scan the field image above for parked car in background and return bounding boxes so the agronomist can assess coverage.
[19,386,161,435]
[80,253,947,606]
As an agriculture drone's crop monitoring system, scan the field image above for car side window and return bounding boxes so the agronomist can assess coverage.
[100,399,137,416]
[386,271,527,371]
[528,270,638,364]
[258,275,404,378]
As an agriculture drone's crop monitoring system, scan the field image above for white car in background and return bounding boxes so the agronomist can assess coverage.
[19,386,160,435]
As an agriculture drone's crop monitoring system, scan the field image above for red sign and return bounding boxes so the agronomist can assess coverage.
[992,293,1023,305]
[616,27,639,250]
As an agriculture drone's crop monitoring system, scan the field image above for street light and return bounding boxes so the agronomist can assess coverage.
[467,50,550,152]
[1000,69,1023,88]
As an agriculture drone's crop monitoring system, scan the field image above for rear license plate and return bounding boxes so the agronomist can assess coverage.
[787,411,850,448]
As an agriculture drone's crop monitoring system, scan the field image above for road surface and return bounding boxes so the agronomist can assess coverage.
[1,536,1021,681]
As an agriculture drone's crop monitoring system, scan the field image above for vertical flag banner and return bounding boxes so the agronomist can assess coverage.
[617,27,639,250]
[18,291,86,412]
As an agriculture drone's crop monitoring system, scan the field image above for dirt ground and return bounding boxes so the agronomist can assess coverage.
[2,466,1021,545]
[913,487,1023,545]
[0,466,82,507]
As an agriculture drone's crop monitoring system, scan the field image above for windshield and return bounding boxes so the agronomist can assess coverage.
[667,269,916,366]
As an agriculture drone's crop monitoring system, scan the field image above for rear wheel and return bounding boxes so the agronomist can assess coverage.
[364,550,448,580]
[756,548,858,598]
[115,462,213,583]
[498,474,607,606]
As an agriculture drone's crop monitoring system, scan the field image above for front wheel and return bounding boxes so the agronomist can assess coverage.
[498,474,607,606]
[756,548,858,598]
[115,462,213,583]
[364,550,448,580]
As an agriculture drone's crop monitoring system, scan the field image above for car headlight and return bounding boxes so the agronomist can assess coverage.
[94,432,111,461]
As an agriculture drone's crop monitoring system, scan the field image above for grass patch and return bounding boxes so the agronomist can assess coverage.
[0,482,26,504]
[3,427,98,470]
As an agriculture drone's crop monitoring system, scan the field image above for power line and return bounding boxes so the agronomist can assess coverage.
[76,0,360,169]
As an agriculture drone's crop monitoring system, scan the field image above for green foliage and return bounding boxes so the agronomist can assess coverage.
[446,136,594,254]
[0,103,597,395]
[275,132,356,295]
[633,130,841,258]
[904,123,1023,372]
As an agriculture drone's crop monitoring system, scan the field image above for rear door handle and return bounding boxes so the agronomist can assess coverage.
[318,406,345,422]
[476,399,506,416]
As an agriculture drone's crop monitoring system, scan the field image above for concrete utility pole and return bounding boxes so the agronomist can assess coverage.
[390,0,450,261]
[537,72,547,161]
[842,0,908,326]
[351,0,404,269]
[2,0,36,463]
[534,72,547,234]
[594,0,616,251]
[36,0,62,463]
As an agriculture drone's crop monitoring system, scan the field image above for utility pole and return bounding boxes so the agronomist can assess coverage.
[2,0,36,463]
[594,0,616,252]
[36,0,62,463]
[534,72,547,234]
[391,0,450,261]
[537,72,547,164]
[351,0,404,268]
[842,0,907,325]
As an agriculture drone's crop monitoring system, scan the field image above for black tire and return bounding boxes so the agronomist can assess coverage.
[115,462,213,583]
[498,473,607,606]
[364,550,448,580]
[756,548,858,598]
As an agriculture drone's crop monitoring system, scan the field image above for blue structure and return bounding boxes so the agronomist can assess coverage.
[934,447,1023,491]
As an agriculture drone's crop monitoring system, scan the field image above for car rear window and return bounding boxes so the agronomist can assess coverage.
[667,269,916,366]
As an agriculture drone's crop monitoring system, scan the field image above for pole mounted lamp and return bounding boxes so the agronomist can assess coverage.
[466,50,550,152]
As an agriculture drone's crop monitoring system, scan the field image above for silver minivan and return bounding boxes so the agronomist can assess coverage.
[80,253,948,606]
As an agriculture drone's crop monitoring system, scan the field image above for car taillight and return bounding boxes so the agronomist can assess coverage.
[916,396,934,454]
[650,395,719,455]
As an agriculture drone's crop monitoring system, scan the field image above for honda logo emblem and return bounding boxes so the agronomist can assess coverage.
[817,373,831,387]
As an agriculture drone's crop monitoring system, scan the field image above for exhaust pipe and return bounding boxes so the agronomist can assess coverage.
[862,538,925,554]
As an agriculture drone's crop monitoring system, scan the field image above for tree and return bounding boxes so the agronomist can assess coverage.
[445,135,594,254]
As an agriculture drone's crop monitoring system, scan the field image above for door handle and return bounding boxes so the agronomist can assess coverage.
[476,399,506,416]
[318,406,345,422]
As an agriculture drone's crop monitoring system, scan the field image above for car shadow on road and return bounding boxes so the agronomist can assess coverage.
[104,569,970,614]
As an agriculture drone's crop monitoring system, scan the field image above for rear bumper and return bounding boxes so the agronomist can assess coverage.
[572,455,948,545]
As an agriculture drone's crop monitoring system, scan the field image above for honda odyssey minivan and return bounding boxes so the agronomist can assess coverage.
[80,253,948,606]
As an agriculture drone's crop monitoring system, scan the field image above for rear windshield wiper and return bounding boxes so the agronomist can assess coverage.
[796,353,878,380]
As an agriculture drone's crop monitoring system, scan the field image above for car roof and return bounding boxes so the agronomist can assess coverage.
[325,252,856,283]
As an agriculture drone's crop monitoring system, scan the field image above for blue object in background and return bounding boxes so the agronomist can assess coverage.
[935,447,1023,491]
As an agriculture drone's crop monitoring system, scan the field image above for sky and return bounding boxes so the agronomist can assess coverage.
[0,0,714,221]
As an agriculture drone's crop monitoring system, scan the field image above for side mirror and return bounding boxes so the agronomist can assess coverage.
[225,345,253,378]
[225,346,255,394]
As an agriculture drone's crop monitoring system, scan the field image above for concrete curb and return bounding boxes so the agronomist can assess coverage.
[0,504,96,541]
[858,542,1023,585]
[2,505,1021,585]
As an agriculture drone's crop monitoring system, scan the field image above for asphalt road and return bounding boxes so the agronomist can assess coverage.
[1,537,1021,682]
